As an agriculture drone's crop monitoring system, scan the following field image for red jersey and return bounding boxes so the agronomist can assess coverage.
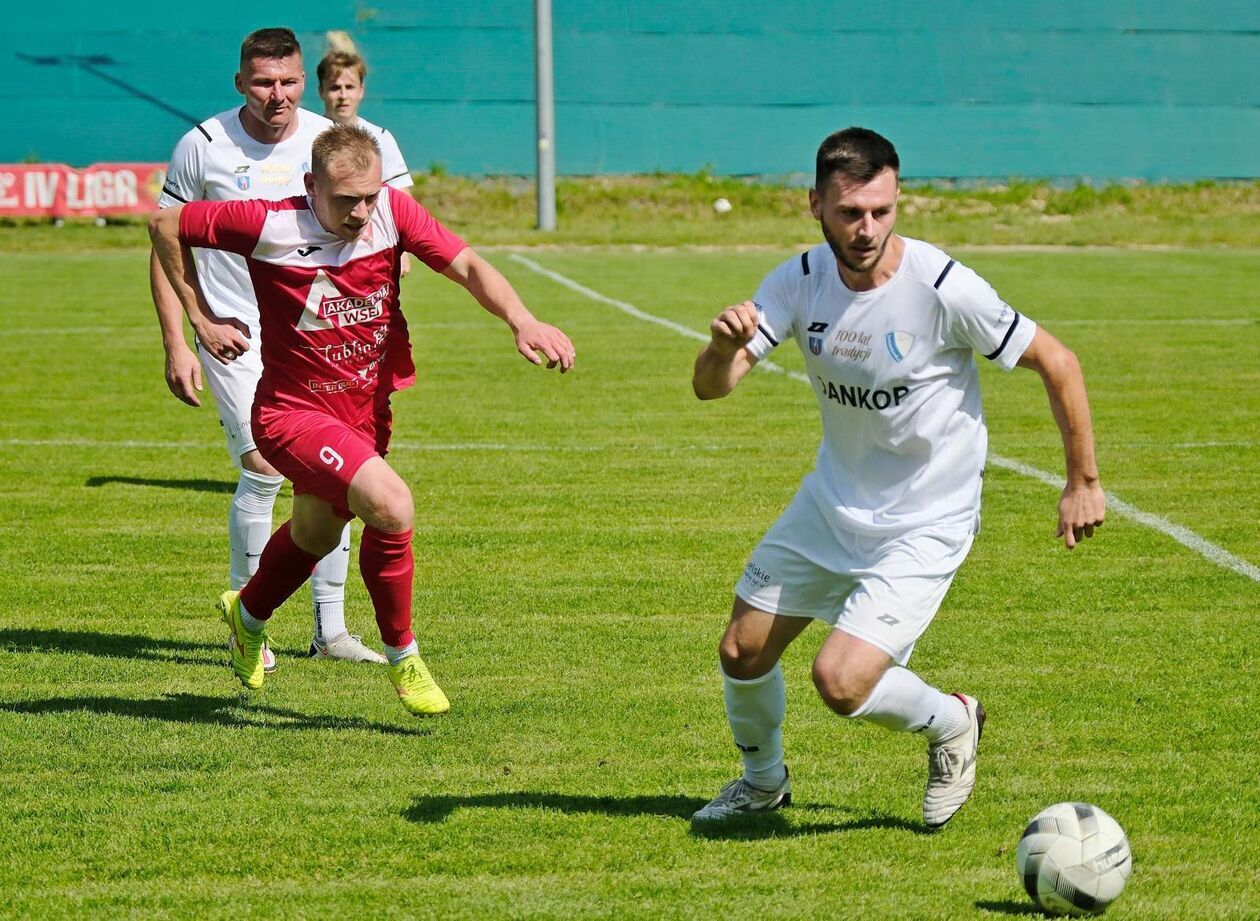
[179,186,466,419]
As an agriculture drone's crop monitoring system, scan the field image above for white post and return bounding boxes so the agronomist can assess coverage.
[535,0,557,231]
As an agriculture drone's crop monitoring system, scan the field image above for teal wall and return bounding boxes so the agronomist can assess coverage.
[7,2,1258,178]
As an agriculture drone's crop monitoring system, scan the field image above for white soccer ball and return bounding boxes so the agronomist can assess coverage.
[712,197,732,213]
[1016,802,1132,916]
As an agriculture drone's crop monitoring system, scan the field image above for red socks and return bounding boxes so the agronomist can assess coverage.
[237,521,414,647]
[360,526,415,648]
[239,521,320,621]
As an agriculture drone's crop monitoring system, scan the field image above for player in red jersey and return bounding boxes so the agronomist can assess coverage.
[149,124,575,715]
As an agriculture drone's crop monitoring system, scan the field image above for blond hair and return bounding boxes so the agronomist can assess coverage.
[311,124,382,178]
[318,50,366,89]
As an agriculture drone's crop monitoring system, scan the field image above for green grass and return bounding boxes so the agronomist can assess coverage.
[0,242,1257,918]
[2,174,1259,251]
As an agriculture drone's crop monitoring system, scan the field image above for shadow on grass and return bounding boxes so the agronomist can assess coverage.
[0,628,224,667]
[404,793,928,839]
[405,792,704,823]
[1,692,424,736]
[974,899,1044,916]
[689,804,930,840]
[86,475,236,494]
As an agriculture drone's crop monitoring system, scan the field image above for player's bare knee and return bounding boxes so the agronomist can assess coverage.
[348,460,414,531]
[377,490,414,532]
[360,480,414,532]
[812,658,871,716]
[719,632,775,680]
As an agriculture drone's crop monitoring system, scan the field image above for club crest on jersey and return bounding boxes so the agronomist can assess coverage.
[236,175,251,191]
[886,331,914,363]
[807,321,828,355]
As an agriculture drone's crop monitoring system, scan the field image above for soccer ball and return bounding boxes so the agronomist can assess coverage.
[1016,802,1132,916]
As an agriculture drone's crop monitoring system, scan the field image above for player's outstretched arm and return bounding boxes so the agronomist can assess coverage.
[1017,327,1105,549]
[149,247,202,406]
[441,248,575,372]
[693,301,760,400]
[147,207,251,366]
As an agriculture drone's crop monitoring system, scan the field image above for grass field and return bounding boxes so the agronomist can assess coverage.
[0,239,1257,918]
[4,175,1259,251]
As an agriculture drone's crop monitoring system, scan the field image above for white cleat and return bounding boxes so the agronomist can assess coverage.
[923,693,985,828]
[226,635,277,673]
[691,767,791,823]
[308,632,388,664]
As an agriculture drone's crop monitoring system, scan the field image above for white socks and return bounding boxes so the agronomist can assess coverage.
[229,471,351,640]
[311,523,351,642]
[238,599,267,634]
[228,470,283,590]
[721,660,965,793]
[384,639,418,665]
[849,666,968,743]
[723,663,788,790]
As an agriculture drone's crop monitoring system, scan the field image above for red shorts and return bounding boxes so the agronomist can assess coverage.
[253,400,394,520]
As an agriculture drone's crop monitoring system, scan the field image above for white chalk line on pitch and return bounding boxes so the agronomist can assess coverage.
[508,252,1260,584]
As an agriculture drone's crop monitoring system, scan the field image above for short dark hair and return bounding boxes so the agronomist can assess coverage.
[318,51,366,89]
[815,127,900,189]
[312,124,382,178]
[240,28,301,68]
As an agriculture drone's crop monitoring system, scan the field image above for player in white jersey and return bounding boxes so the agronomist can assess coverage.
[317,50,412,188]
[317,48,414,277]
[690,128,1105,828]
[150,28,384,666]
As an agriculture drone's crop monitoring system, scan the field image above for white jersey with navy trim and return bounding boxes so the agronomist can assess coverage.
[746,237,1037,536]
[355,117,413,190]
[157,107,335,328]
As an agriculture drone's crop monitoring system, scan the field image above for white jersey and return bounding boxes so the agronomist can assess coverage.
[158,107,334,328]
[355,117,413,190]
[746,237,1037,536]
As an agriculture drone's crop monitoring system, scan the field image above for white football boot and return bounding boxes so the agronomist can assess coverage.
[308,632,388,664]
[691,767,791,823]
[923,693,985,828]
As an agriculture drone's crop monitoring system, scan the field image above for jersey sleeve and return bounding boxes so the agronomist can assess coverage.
[378,130,413,190]
[937,261,1037,370]
[744,257,801,361]
[387,187,466,271]
[178,199,268,256]
[158,127,207,208]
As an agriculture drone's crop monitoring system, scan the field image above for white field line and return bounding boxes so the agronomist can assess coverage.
[988,456,1260,583]
[508,253,1260,584]
[1167,442,1256,449]
[1049,318,1255,326]
[508,253,798,382]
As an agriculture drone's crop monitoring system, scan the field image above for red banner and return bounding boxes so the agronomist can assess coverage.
[0,163,166,217]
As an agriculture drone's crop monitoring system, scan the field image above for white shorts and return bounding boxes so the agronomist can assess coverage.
[196,338,262,467]
[735,488,975,665]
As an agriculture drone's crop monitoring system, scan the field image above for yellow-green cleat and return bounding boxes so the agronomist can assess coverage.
[388,654,450,716]
[217,590,267,691]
